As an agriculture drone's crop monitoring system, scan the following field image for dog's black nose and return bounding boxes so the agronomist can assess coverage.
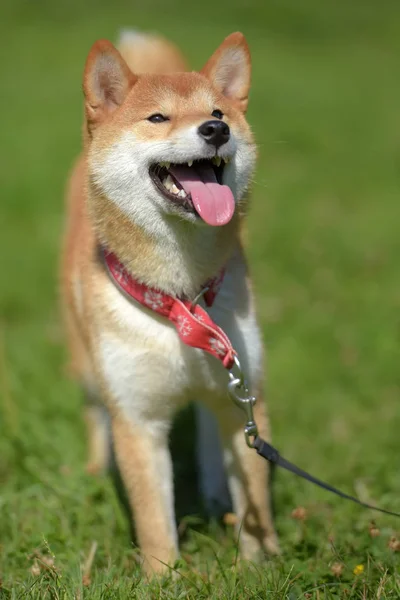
[198,120,230,147]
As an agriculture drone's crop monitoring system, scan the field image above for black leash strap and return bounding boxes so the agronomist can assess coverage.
[254,436,400,518]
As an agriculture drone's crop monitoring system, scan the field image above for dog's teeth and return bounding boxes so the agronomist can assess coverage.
[178,189,186,198]
[224,157,231,164]
[171,184,180,194]
[164,174,174,191]
[160,161,171,169]
[187,160,193,167]
[214,156,222,167]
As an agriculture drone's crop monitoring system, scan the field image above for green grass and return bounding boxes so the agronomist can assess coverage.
[1,0,400,597]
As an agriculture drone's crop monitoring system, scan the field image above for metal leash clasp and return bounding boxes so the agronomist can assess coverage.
[228,355,258,448]
[190,286,210,312]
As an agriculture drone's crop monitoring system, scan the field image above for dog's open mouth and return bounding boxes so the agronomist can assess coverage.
[149,158,235,226]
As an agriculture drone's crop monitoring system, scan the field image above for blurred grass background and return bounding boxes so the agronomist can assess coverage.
[1,0,400,597]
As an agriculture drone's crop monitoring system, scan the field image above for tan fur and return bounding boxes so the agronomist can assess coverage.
[118,31,188,74]
[111,412,178,570]
[62,31,278,575]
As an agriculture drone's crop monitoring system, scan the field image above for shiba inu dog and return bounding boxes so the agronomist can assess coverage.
[62,29,279,575]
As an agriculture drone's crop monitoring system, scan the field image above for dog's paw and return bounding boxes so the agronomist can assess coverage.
[263,532,281,556]
[239,530,281,561]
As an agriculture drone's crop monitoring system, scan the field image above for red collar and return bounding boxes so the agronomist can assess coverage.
[103,249,235,369]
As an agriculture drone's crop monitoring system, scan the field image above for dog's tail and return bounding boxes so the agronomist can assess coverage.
[117,29,188,74]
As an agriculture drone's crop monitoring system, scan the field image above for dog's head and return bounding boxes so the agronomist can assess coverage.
[84,33,256,233]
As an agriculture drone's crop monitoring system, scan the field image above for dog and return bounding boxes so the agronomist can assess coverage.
[61,29,279,575]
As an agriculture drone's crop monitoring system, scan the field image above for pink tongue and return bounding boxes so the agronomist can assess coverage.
[169,163,235,226]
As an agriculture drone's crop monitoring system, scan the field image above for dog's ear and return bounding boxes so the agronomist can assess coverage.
[201,32,251,113]
[83,39,137,131]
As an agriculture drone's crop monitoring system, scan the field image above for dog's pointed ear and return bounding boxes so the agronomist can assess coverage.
[201,32,251,113]
[83,39,137,131]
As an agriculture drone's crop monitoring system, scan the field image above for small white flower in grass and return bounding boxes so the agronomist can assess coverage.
[144,290,164,311]
[209,337,226,356]
[177,315,192,337]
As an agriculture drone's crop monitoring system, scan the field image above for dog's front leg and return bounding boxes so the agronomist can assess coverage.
[217,398,280,560]
[111,411,178,575]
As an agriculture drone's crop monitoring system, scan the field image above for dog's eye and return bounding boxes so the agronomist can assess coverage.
[147,113,169,123]
[211,109,224,120]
